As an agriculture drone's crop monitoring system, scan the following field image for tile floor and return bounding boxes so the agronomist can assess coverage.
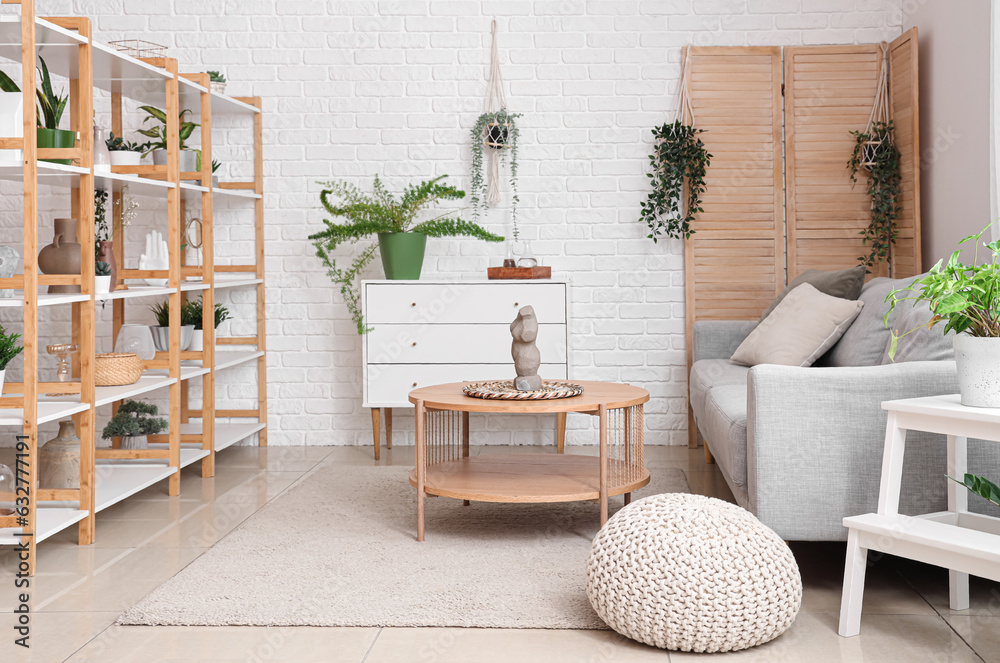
[1,444,996,662]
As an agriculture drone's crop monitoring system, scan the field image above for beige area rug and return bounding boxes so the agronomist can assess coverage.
[120,461,689,629]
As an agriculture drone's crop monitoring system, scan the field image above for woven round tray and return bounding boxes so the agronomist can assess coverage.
[463,380,584,400]
[95,352,144,386]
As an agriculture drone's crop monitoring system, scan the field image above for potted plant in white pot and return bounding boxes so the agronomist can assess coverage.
[149,299,195,352]
[106,132,143,166]
[208,70,226,95]
[183,297,230,352]
[887,222,1000,407]
[0,324,23,393]
[136,105,199,172]
[95,261,112,294]
[0,57,74,165]
[308,175,503,334]
[101,400,167,450]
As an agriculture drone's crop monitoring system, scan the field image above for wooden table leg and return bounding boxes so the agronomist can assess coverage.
[385,407,392,449]
[370,408,381,461]
[462,410,470,506]
[599,403,608,525]
[556,412,566,453]
[415,399,425,541]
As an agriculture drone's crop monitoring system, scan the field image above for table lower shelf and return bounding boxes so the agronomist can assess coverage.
[408,454,650,503]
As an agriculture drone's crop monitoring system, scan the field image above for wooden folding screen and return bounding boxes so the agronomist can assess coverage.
[888,28,921,277]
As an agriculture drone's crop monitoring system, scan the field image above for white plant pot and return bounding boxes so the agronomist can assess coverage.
[211,81,226,95]
[0,92,23,166]
[151,149,168,166]
[0,368,5,394]
[954,335,1000,408]
[120,435,148,450]
[189,329,204,352]
[110,151,141,166]
[179,150,198,172]
[95,275,111,294]
[150,325,195,352]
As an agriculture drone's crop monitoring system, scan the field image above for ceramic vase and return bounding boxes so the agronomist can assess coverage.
[190,329,204,352]
[96,240,118,292]
[110,151,141,166]
[120,435,148,450]
[0,246,17,298]
[39,420,80,490]
[0,463,14,515]
[954,335,1000,408]
[38,218,81,293]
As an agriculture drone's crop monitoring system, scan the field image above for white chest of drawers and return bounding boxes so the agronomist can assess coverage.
[361,279,570,457]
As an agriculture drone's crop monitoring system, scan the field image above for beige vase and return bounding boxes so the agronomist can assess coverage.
[39,420,80,489]
[38,218,81,294]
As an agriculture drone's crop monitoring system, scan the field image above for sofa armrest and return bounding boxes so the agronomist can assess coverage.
[745,361,959,541]
[692,320,757,364]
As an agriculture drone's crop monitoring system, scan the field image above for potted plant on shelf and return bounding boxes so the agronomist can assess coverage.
[95,261,112,295]
[0,57,73,165]
[848,120,901,270]
[101,400,167,451]
[183,297,230,352]
[308,175,503,334]
[136,106,199,171]
[212,159,221,187]
[105,132,143,166]
[0,324,23,393]
[208,71,226,95]
[886,222,1000,407]
[469,108,521,227]
[149,299,195,352]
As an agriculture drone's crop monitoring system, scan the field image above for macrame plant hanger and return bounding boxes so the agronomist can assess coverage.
[671,46,696,133]
[483,18,507,207]
[861,42,891,168]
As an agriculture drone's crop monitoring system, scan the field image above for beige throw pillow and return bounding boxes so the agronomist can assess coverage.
[732,283,864,367]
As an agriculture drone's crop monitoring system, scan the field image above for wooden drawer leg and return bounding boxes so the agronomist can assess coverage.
[385,407,392,449]
[705,443,715,464]
[371,408,381,461]
[556,412,566,454]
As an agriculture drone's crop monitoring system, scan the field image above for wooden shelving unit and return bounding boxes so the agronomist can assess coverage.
[0,0,267,574]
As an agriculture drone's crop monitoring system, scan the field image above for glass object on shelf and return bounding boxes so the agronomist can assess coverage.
[46,343,78,396]
[516,240,538,268]
[114,324,156,361]
[93,123,110,169]
[0,463,14,516]
[503,239,516,268]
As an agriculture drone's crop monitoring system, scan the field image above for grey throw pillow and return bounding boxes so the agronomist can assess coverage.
[822,276,901,367]
[758,265,866,323]
[732,284,865,367]
[881,298,956,363]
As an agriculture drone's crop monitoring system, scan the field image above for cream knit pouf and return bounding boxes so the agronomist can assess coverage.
[586,493,802,653]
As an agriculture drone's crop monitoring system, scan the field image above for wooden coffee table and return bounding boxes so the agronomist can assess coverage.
[408,380,650,541]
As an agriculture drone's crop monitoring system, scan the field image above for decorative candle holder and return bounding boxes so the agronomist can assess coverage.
[46,343,78,396]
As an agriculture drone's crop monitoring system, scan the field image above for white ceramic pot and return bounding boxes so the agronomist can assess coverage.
[95,275,111,294]
[150,325,195,352]
[181,324,194,351]
[110,151,141,166]
[211,81,226,95]
[0,92,22,166]
[179,150,198,172]
[120,435,148,450]
[0,368,5,394]
[151,149,168,166]
[954,335,1000,408]
[189,329,204,352]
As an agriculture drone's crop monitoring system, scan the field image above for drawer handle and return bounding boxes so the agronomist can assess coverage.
[411,302,416,307]
[412,342,417,347]
[514,302,519,307]
[412,381,418,387]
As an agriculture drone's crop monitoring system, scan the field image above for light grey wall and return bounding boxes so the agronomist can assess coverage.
[905,0,992,267]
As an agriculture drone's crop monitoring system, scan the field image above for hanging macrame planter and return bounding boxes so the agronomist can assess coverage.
[639,47,711,243]
[469,20,522,243]
[860,43,892,169]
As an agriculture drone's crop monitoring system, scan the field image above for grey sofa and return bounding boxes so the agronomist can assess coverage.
[689,276,1000,541]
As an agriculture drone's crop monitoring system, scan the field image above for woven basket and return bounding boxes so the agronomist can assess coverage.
[94,353,144,386]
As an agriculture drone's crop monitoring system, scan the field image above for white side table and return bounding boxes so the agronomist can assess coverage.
[839,394,1000,637]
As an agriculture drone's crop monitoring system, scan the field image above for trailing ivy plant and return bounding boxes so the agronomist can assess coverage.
[308,175,504,334]
[469,109,521,235]
[848,120,902,270]
[639,120,711,242]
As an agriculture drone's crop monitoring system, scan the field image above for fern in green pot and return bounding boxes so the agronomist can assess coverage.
[308,175,503,334]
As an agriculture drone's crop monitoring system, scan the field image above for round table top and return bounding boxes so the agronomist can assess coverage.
[408,380,649,413]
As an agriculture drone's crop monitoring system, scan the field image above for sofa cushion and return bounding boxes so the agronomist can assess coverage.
[823,276,900,367]
[732,284,864,367]
[701,383,749,491]
[690,359,749,418]
[758,265,866,322]
[882,298,955,363]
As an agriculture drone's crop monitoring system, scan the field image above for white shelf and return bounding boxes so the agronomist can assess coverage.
[0,161,89,187]
[114,446,209,470]
[210,91,259,115]
[0,17,86,79]
[180,181,209,194]
[180,281,211,292]
[92,463,177,513]
[213,276,262,289]
[94,373,176,407]
[0,507,88,546]
[177,421,266,452]
[96,284,174,302]
[215,350,264,371]
[0,401,90,426]
[95,168,175,195]
[0,292,90,307]
[213,186,261,199]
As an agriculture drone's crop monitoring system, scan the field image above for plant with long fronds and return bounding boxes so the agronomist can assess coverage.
[308,175,503,334]
[0,57,68,129]
[136,106,199,156]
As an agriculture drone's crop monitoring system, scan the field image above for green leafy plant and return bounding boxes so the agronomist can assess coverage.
[95,261,111,277]
[0,324,23,371]
[105,132,142,152]
[136,106,198,156]
[0,57,68,129]
[149,300,171,328]
[885,222,1000,359]
[212,159,221,174]
[207,71,226,83]
[93,189,109,258]
[469,109,521,233]
[948,473,1000,508]
[308,175,503,334]
[848,121,902,270]
[101,400,167,440]
[183,297,230,330]
[640,120,711,242]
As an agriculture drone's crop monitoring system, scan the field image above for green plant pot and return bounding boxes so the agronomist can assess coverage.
[37,127,76,165]
[378,232,426,280]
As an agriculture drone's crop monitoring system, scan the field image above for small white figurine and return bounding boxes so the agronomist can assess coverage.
[139,230,169,286]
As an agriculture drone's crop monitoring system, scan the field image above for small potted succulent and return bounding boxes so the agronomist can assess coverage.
[0,323,23,393]
[95,261,112,294]
[101,400,166,450]
[149,299,195,352]
[886,222,1000,407]
[183,297,231,352]
[212,159,221,187]
[208,71,226,95]
[106,132,143,166]
[136,105,199,171]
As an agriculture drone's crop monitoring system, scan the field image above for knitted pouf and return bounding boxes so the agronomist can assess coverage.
[586,493,802,653]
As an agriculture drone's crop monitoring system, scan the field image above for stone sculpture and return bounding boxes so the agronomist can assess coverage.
[510,305,542,391]
[0,246,17,298]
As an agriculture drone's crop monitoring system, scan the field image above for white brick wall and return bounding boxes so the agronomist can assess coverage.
[9,0,905,447]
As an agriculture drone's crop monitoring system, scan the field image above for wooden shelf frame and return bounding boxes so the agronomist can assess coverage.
[0,0,267,575]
